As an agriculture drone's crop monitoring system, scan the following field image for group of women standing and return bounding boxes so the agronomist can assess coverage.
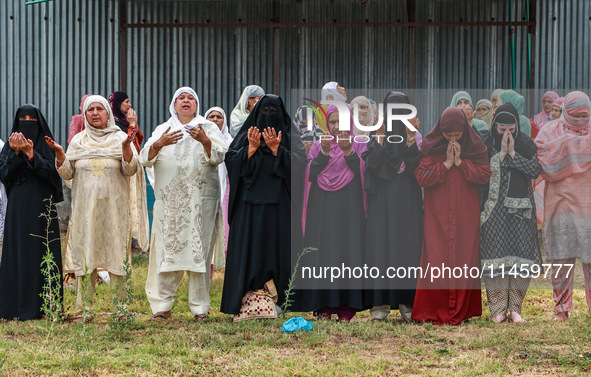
[0,85,589,328]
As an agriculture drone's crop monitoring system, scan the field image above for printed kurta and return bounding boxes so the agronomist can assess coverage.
[480,153,542,275]
[58,152,139,276]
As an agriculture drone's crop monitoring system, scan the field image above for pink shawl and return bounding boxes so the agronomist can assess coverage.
[302,105,367,234]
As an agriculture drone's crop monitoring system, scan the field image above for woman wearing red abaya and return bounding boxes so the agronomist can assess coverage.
[411,107,491,326]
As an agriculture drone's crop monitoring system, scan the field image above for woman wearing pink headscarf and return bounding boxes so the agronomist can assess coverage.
[535,91,591,322]
[551,97,565,120]
[533,91,559,129]
[297,104,366,323]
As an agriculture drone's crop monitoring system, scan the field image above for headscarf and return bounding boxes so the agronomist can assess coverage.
[143,87,224,187]
[302,104,367,233]
[560,92,591,131]
[535,91,591,183]
[227,95,298,220]
[421,107,489,165]
[306,104,367,191]
[350,96,374,136]
[450,91,475,108]
[491,89,504,104]
[0,104,63,202]
[533,90,559,127]
[450,91,488,131]
[362,91,423,194]
[475,99,494,128]
[554,97,565,108]
[293,105,322,142]
[229,85,265,137]
[145,87,221,148]
[231,95,292,151]
[481,103,537,220]
[205,106,232,200]
[108,91,130,132]
[68,94,92,144]
[321,81,347,102]
[498,90,532,137]
[66,95,127,161]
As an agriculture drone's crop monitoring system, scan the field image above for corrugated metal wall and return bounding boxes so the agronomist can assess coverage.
[0,0,119,145]
[1,0,590,142]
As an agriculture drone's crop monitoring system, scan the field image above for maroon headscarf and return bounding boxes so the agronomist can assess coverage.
[108,91,130,131]
[421,107,489,165]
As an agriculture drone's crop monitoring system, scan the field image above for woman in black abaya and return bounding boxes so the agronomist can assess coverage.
[220,95,306,320]
[362,91,424,321]
[0,105,63,321]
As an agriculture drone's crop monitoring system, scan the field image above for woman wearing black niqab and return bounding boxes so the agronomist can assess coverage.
[220,95,306,320]
[0,104,63,320]
[362,91,424,320]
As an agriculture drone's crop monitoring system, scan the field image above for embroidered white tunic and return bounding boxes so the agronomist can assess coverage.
[140,127,226,274]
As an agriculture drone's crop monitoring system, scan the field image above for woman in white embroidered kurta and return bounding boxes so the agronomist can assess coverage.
[45,95,145,317]
[142,87,227,320]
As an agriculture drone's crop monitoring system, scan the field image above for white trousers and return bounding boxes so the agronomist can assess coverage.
[145,258,211,316]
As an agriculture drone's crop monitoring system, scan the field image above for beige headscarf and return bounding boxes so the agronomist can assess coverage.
[66,95,128,160]
[66,94,150,251]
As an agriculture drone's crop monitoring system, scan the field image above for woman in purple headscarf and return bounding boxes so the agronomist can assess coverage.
[297,104,367,323]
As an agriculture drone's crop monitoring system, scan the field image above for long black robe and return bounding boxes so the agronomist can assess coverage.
[295,152,366,312]
[0,105,63,320]
[362,91,424,309]
[220,95,306,314]
[362,139,423,308]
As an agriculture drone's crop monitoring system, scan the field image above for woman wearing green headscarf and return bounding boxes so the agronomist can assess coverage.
[497,90,532,138]
[450,91,489,132]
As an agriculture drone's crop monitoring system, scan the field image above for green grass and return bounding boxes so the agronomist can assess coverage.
[1,252,591,376]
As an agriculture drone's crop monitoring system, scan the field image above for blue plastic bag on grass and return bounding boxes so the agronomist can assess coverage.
[282,317,313,333]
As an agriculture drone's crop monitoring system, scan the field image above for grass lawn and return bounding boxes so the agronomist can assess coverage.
[1,251,591,376]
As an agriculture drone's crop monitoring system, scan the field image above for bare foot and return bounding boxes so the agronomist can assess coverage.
[553,312,568,322]
[492,315,507,323]
[509,311,526,323]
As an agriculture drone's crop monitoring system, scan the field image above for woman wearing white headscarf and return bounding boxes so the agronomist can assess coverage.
[205,106,232,269]
[141,87,227,321]
[229,85,265,137]
[321,81,347,102]
[45,95,147,319]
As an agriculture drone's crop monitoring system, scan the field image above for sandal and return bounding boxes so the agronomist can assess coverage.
[149,312,170,321]
[195,314,208,322]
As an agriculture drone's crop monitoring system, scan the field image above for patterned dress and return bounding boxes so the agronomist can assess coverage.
[479,150,542,276]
